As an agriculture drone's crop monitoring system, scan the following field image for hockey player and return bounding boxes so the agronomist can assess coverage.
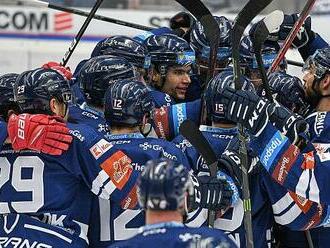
[90,35,151,84]
[144,34,195,103]
[239,35,286,92]
[0,73,72,155]
[173,70,328,247]
[1,68,139,247]
[69,55,137,138]
[88,79,233,247]
[108,158,238,248]
[190,15,233,84]
[214,46,330,207]
[267,72,330,247]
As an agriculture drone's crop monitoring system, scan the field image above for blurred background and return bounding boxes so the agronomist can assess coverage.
[0,0,329,75]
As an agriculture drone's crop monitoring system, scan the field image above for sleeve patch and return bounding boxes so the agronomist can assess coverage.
[120,184,138,209]
[153,107,170,139]
[260,131,288,171]
[302,151,315,170]
[272,145,299,185]
[101,150,133,190]
[289,191,313,214]
[90,138,113,160]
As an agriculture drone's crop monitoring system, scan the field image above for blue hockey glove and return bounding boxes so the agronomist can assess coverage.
[188,174,233,211]
[219,87,309,146]
[279,14,315,49]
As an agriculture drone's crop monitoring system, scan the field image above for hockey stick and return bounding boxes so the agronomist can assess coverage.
[174,0,219,227]
[16,0,153,31]
[179,120,218,227]
[174,0,219,82]
[251,10,284,101]
[60,0,104,66]
[268,0,317,73]
[287,59,304,67]
[232,0,274,247]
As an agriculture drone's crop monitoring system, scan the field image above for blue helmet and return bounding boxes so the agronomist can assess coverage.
[303,46,330,79]
[239,35,284,73]
[137,158,191,211]
[204,70,255,123]
[0,73,19,120]
[91,36,151,69]
[104,79,154,126]
[190,16,232,64]
[77,55,137,107]
[14,68,72,114]
[268,72,311,116]
[144,34,195,75]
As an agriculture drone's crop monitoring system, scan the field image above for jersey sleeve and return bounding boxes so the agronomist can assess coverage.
[298,34,329,61]
[260,168,330,230]
[153,100,201,140]
[66,124,139,208]
[250,122,330,205]
[0,120,7,150]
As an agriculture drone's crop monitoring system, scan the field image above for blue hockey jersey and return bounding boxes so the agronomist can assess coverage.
[68,103,111,139]
[87,133,190,248]
[0,123,138,247]
[173,125,329,248]
[107,222,237,248]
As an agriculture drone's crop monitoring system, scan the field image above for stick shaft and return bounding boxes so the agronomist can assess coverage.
[269,0,317,73]
[17,0,153,31]
[61,0,104,66]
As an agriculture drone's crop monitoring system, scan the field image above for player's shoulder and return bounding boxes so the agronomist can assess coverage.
[67,122,103,146]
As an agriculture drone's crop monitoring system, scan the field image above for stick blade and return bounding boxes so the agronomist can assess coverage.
[179,120,217,166]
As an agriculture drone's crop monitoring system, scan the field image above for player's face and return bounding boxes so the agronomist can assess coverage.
[163,65,192,100]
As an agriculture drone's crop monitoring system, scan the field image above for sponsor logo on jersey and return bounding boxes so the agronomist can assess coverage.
[261,131,288,171]
[314,143,330,162]
[153,107,170,139]
[272,145,299,184]
[101,150,133,190]
[0,237,52,248]
[120,184,138,209]
[90,139,113,159]
[314,112,326,136]
[172,103,187,136]
[289,191,313,213]
[304,204,323,229]
[82,111,99,120]
[69,129,85,142]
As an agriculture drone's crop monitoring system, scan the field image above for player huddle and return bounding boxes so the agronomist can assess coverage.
[0,9,330,248]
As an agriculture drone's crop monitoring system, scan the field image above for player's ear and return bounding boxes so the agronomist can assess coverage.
[322,74,330,93]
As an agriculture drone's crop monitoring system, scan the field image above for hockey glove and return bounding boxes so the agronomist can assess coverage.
[42,61,73,80]
[219,87,274,136]
[188,174,233,211]
[8,114,73,155]
[270,103,309,146]
[279,14,315,49]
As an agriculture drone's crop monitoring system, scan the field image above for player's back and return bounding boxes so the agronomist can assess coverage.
[88,134,190,247]
[108,222,237,248]
[0,122,111,247]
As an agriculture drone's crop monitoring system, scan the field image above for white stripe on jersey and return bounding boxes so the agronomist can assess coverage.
[24,224,72,243]
[92,170,116,199]
[3,214,20,234]
[73,220,89,244]
[295,169,310,199]
[272,192,294,215]
[309,169,320,204]
[274,204,302,225]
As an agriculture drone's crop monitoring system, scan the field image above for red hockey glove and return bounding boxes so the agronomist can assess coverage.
[8,114,73,155]
[42,61,73,80]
